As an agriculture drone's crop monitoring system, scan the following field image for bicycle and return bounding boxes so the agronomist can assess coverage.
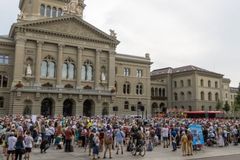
[131,140,146,157]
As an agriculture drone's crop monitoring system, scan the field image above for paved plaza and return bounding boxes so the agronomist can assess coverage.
[1,144,240,160]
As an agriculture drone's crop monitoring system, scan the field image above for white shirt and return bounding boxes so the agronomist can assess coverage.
[8,136,17,151]
[162,127,169,138]
[24,135,33,148]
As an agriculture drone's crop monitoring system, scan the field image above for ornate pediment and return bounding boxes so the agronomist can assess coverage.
[12,16,119,45]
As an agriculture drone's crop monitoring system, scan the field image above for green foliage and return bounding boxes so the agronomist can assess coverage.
[233,83,240,112]
[216,100,223,111]
[223,101,230,112]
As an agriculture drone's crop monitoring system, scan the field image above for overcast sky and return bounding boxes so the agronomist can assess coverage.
[0,0,239,87]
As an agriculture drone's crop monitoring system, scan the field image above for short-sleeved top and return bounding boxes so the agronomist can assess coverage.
[24,135,33,148]
[8,136,17,151]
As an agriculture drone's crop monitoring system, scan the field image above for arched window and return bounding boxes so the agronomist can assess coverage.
[208,80,211,88]
[52,7,57,17]
[159,88,162,97]
[58,8,62,17]
[187,91,192,100]
[48,61,55,78]
[46,6,51,17]
[201,106,205,111]
[162,88,166,97]
[41,56,56,78]
[123,82,130,94]
[174,81,177,88]
[0,97,4,108]
[81,60,93,81]
[62,63,68,79]
[174,92,178,101]
[215,93,219,101]
[215,81,218,88]
[155,88,158,96]
[180,80,184,87]
[124,101,129,110]
[200,79,204,87]
[209,106,212,111]
[0,72,8,88]
[151,87,154,96]
[180,92,185,101]
[201,91,205,100]
[62,58,75,80]
[208,92,212,101]
[188,106,192,111]
[114,81,117,92]
[136,83,143,95]
[40,4,45,16]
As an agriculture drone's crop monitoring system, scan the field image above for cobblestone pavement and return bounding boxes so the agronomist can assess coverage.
[1,145,240,160]
[193,154,240,160]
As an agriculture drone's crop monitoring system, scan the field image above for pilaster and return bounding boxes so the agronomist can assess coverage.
[95,50,101,89]
[76,47,83,89]
[34,41,43,86]
[12,38,26,86]
[56,44,64,88]
[108,51,115,89]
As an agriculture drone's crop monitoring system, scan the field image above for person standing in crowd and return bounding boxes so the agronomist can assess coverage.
[115,128,125,155]
[24,131,34,160]
[181,132,188,156]
[103,130,113,159]
[65,126,74,152]
[162,124,169,148]
[7,132,17,160]
[92,132,100,160]
[14,135,25,160]
[187,130,193,156]
[171,127,177,152]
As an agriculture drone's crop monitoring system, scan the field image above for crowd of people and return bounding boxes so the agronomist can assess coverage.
[0,114,240,160]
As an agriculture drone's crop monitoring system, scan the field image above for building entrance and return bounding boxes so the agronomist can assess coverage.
[41,98,53,117]
[83,99,94,117]
[63,99,74,117]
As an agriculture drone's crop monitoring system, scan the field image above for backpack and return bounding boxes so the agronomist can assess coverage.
[105,133,113,145]
[15,140,24,150]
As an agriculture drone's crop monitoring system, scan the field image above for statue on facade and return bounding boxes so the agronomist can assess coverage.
[101,72,106,81]
[17,11,24,20]
[26,64,32,76]
[63,0,85,16]
[109,29,117,39]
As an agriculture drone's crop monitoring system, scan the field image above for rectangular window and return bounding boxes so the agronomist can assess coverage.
[124,101,129,110]
[0,97,4,108]
[131,106,136,111]
[0,55,9,64]
[136,69,143,78]
[188,79,191,86]
[124,68,130,76]
[174,81,177,88]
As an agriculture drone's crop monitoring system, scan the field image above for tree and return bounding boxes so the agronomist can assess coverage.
[223,101,230,112]
[216,100,223,111]
[233,83,240,118]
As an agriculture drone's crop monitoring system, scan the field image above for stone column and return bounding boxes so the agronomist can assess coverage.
[76,47,83,89]
[95,50,101,89]
[34,41,43,86]
[12,38,26,86]
[108,51,115,89]
[56,44,63,88]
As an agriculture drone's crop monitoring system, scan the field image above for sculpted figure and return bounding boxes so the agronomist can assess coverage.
[26,64,32,76]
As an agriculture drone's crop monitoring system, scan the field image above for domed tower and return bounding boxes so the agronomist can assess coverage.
[18,0,86,21]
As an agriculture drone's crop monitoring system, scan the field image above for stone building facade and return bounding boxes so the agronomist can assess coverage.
[0,0,151,117]
[151,65,237,116]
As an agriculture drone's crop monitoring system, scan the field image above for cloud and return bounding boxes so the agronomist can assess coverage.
[0,0,239,86]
